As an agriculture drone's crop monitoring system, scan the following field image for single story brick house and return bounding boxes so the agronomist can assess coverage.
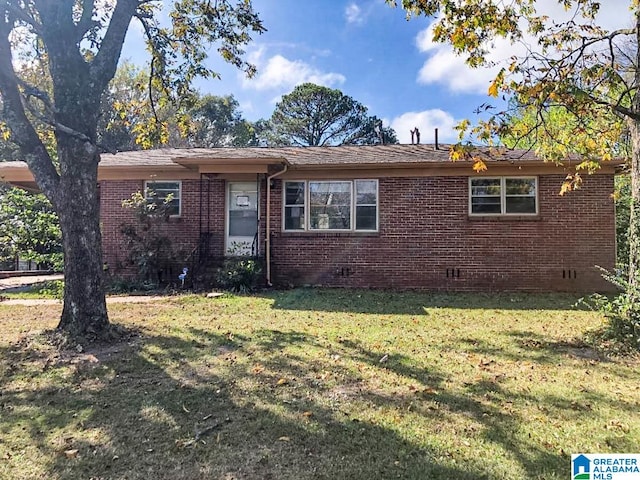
[0,144,621,291]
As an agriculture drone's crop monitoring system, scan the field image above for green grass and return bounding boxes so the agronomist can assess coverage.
[0,289,638,480]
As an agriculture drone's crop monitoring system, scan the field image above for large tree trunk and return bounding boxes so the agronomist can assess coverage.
[626,118,640,346]
[55,143,109,337]
[628,9,640,304]
[629,119,640,291]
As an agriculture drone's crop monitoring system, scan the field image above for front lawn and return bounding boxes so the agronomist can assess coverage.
[0,290,638,479]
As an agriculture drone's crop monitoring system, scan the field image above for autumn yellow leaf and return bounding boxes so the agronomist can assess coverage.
[302,411,313,417]
[488,79,499,97]
[472,159,487,172]
[487,68,505,97]
[276,378,288,386]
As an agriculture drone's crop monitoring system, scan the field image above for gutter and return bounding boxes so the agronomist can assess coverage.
[265,163,289,287]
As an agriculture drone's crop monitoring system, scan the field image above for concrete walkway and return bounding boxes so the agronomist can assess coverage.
[0,273,64,291]
[0,274,172,306]
[0,295,170,306]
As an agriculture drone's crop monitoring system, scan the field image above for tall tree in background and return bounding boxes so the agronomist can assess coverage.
[98,65,256,150]
[389,1,640,308]
[266,83,397,146]
[0,1,264,338]
[98,62,156,152]
[99,61,192,151]
[187,94,256,147]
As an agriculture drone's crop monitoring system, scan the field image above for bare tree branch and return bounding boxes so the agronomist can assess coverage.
[89,0,138,95]
[0,17,59,202]
[4,1,42,34]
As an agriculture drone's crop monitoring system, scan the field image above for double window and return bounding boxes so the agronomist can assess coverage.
[284,180,378,231]
[144,181,181,216]
[469,177,537,215]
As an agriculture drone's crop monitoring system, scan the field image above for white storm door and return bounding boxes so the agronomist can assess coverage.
[226,182,258,256]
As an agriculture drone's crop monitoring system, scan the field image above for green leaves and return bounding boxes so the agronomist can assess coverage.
[0,187,62,270]
[142,0,265,107]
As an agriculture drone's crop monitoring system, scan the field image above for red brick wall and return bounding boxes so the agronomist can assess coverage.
[269,174,617,292]
[99,173,617,292]
[99,178,226,276]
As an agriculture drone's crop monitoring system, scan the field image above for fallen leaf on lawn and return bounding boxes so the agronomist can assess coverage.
[276,378,288,386]
[175,439,196,448]
[278,436,291,442]
[302,411,313,417]
[63,449,79,459]
[423,387,439,395]
[252,364,265,374]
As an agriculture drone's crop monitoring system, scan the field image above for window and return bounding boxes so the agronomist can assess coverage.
[355,180,378,230]
[469,177,537,215]
[284,181,305,230]
[283,180,378,231]
[144,181,181,216]
[310,181,351,230]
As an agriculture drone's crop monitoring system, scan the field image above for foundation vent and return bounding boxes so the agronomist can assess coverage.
[446,268,461,279]
[337,267,353,277]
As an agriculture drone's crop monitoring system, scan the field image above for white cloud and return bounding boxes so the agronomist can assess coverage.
[243,50,346,91]
[414,0,632,95]
[415,19,531,95]
[390,110,458,145]
[345,3,364,25]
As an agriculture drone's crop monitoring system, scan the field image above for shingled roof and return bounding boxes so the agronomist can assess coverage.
[0,144,624,189]
[97,144,545,168]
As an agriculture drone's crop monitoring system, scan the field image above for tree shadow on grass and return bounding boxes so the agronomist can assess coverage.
[264,288,585,315]
[0,324,628,480]
[0,330,485,480]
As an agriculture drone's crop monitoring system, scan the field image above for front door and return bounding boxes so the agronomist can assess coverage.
[226,181,258,256]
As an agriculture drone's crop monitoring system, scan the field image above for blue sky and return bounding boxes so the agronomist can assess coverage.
[120,0,628,145]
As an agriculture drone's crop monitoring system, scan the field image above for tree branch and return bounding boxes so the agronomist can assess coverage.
[0,18,60,203]
[89,0,138,95]
[19,88,110,154]
[4,1,42,34]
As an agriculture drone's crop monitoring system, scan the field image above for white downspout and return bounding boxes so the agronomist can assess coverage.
[265,163,288,286]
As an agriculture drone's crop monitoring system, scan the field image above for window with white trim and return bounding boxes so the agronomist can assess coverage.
[284,181,305,230]
[283,180,378,231]
[144,180,181,216]
[469,177,537,215]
